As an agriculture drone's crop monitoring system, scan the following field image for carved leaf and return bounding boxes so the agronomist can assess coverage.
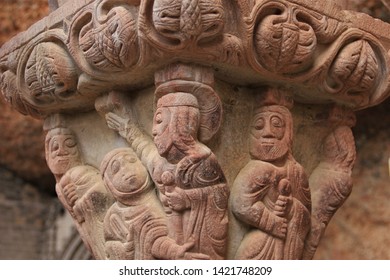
[326,40,379,106]
[254,13,317,74]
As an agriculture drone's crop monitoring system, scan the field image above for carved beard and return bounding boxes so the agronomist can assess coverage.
[250,137,289,162]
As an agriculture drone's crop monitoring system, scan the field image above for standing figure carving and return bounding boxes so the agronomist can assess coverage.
[44,114,113,259]
[101,148,204,260]
[304,109,356,259]
[100,63,229,260]
[231,89,311,260]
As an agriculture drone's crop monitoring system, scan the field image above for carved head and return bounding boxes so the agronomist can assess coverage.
[250,105,293,162]
[101,148,151,205]
[45,127,81,180]
[153,92,200,163]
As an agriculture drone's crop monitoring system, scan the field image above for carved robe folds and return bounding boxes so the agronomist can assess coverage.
[1,0,389,259]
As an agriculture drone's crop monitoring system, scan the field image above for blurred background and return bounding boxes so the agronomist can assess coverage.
[0,0,389,259]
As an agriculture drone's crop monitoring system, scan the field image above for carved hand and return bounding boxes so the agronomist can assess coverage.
[274,195,291,218]
[166,187,190,211]
[176,236,211,260]
[61,182,78,208]
[105,112,126,133]
[273,216,288,240]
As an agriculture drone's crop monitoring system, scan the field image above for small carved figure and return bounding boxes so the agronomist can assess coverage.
[100,64,229,259]
[231,89,311,260]
[101,148,208,260]
[44,115,113,259]
[304,125,356,259]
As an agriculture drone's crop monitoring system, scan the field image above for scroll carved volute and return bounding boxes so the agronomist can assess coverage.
[252,2,317,74]
[231,88,311,260]
[25,42,78,105]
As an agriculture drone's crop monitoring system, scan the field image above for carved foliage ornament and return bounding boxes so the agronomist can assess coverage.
[1,0,389,115]
[0,0,389,260]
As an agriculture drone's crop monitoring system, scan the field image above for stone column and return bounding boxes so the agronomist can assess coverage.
[0,0,389,260]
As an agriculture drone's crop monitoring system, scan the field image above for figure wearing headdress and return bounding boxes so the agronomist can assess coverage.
[101,63,228,259]
[231,88,311,260]
[101,148,206,260]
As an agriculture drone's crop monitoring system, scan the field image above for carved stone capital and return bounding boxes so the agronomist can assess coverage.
[0,0,389,259]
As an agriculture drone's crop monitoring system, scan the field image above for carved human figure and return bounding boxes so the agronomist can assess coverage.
[103,90,229,260]
[303,125,356,259]
[231,94,311,260]
[101,148,208,260]
[45,119,113,259]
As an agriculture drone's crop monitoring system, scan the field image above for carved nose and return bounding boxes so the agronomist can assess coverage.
[262,123,274,138]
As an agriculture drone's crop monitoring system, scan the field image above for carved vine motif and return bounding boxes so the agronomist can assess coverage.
[25,42,79,104]
[231,88,311,260]
[2,0,390,260]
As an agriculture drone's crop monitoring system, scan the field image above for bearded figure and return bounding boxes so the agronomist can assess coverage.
[102,63,228,259]
[231,89,311,260]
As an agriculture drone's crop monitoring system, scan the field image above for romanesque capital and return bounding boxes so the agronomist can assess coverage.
[1,0,389,259]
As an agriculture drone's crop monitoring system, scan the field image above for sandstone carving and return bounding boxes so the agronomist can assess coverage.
[1,0,390,259]
[44,114,113,259]
[231,88,311,260]
[98,63,229,260]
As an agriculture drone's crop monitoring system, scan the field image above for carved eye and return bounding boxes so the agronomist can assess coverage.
[270,116,284,127]
[155,112,163,124]
[51,139,59,152]
[111,160,121,174]
[124,155,137,163]
[253,118,265,130]
[64,137,77,148]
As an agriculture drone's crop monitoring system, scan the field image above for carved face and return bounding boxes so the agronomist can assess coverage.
[106,153,149,195]
[152,106,173,158]
[46,131,80,177]
[250,107,291,162]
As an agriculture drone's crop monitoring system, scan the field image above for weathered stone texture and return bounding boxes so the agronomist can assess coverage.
[0,0,389,259]
[315,99,390,259]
